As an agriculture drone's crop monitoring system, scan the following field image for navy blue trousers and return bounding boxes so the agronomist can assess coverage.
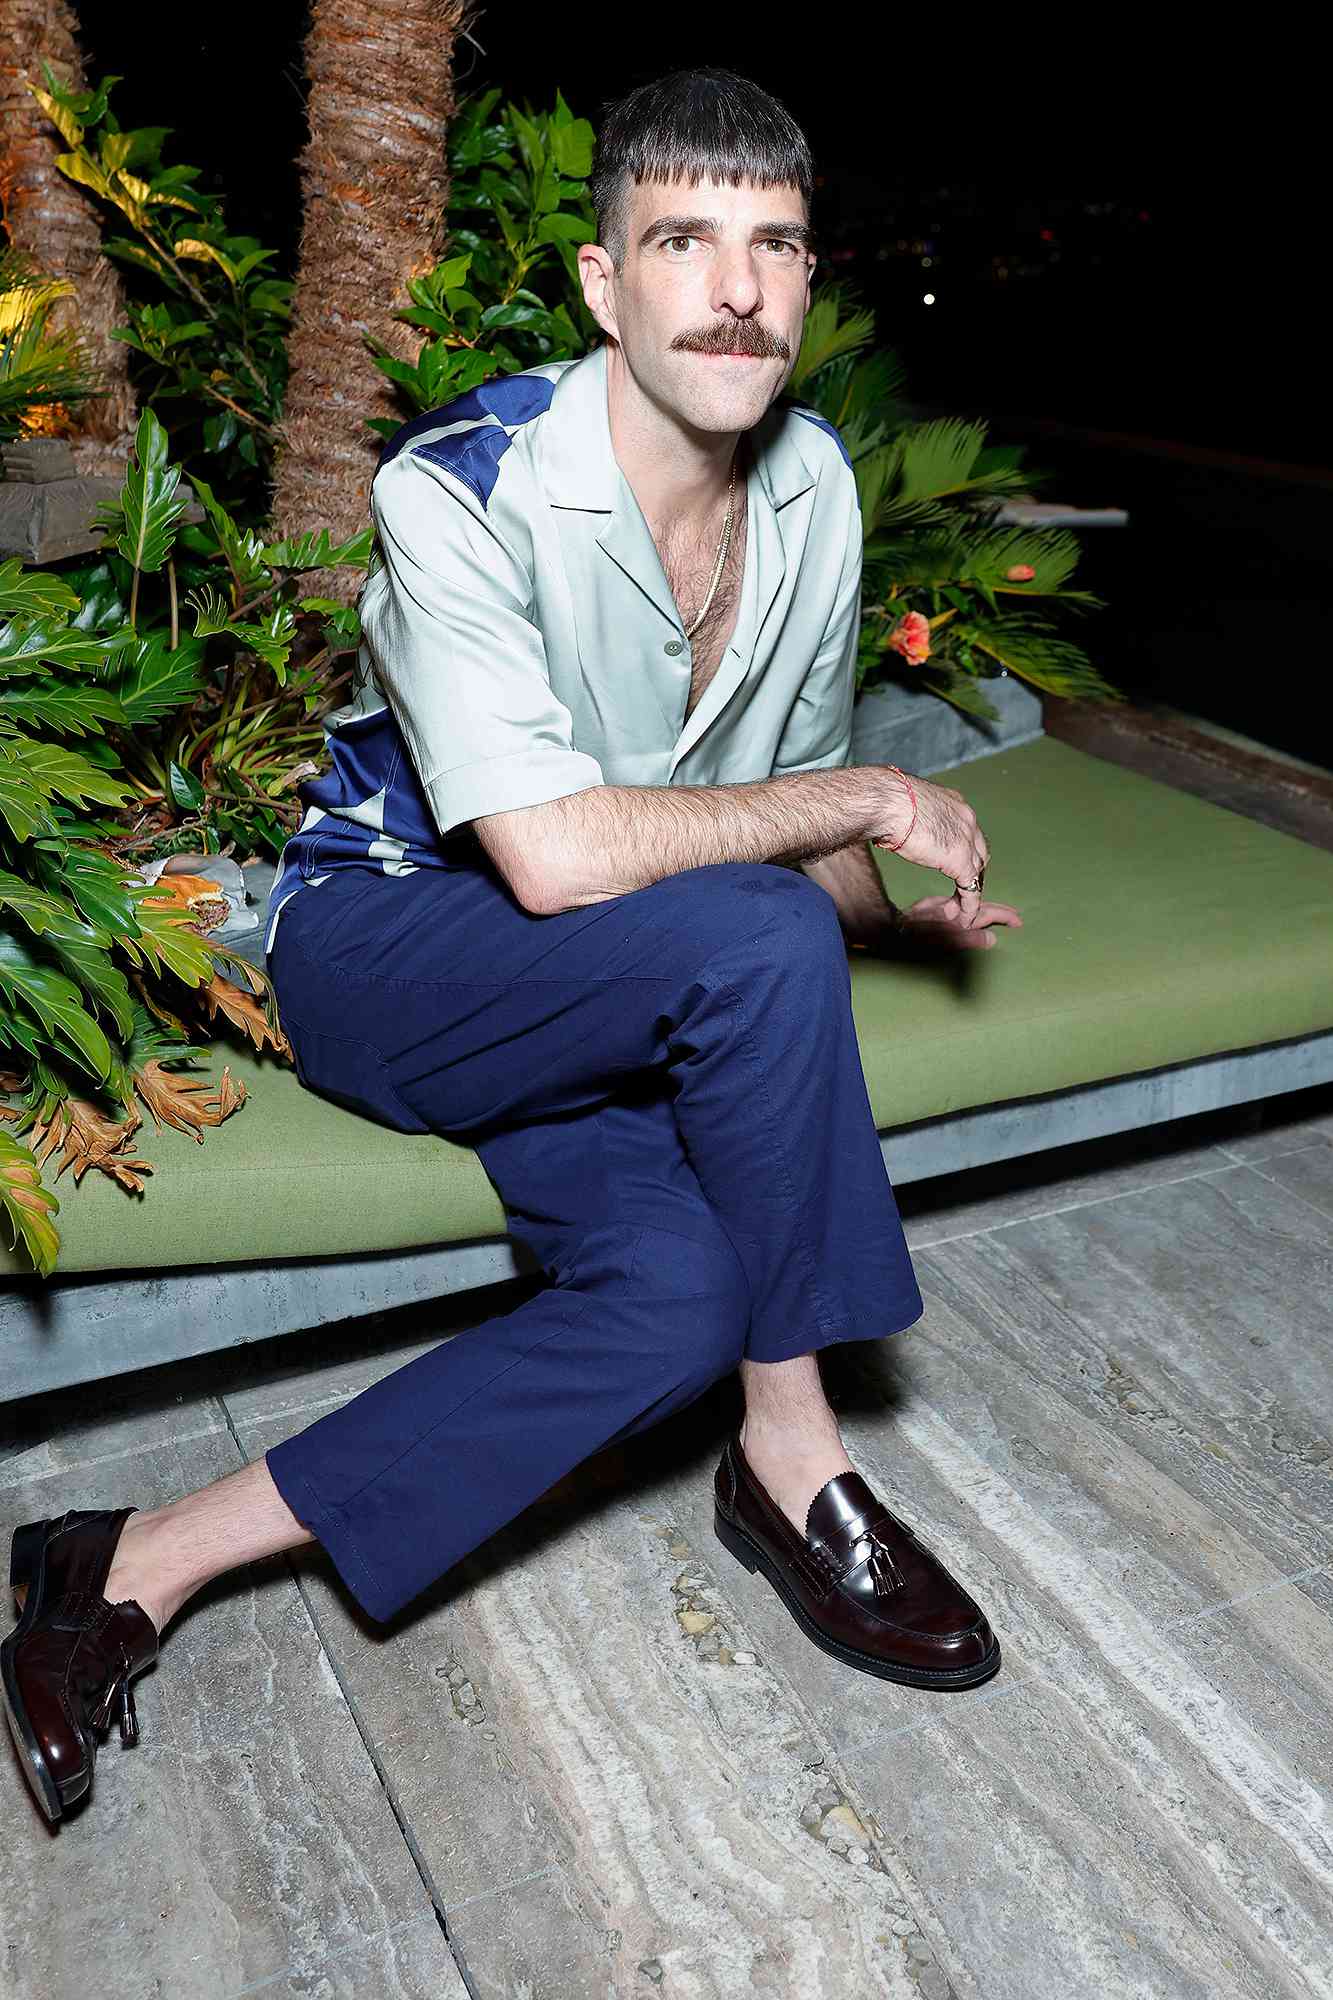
[263,849,924,1623]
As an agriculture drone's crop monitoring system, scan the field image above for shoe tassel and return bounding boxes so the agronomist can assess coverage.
[91,1656,139,1745]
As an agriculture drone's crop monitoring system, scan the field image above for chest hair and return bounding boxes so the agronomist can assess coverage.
[656,490,749,721]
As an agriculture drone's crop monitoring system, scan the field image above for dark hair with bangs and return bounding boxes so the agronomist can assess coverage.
[588,68,816,273]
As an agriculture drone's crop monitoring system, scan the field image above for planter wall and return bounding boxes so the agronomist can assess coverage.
[851,671,1044,777]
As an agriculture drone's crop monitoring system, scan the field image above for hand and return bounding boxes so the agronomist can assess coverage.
[895,893,1024,952]
[869,768,990,929]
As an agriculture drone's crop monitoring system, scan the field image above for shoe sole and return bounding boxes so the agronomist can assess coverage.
[714,1507,1002,1692]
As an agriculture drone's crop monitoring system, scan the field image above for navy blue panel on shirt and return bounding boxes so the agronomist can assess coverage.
[788,404,854,471]
[377,369,558,481]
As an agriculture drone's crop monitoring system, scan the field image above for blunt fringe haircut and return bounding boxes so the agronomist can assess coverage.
[588,68,816,273]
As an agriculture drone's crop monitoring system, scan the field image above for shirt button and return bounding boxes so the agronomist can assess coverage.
[663,638,684,656]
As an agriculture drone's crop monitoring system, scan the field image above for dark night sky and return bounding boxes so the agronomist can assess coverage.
[70,8,1325,467]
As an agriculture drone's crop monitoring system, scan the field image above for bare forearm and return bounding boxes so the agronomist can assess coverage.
[514,767,897,914]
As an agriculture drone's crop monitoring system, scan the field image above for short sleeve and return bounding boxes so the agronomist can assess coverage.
[769,472,862,776]
[359,447,606,835]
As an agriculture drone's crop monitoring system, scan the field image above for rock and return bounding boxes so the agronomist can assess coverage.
[847,1846,870,1866]
[731,1650,757,1666]
[717,1647,734,1666]
[447,1667,467,1687]
[668,1540,690,1557]
[799,1802,822,1829]
[638,1960,664,1984]
[679,1609,715,1635]
[827,1837,850,1857]
[821,1802,870,1843]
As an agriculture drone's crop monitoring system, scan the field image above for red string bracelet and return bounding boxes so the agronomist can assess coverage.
[879,764,917,851]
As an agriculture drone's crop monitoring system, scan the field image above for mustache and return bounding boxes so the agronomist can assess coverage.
[672,322,789,359]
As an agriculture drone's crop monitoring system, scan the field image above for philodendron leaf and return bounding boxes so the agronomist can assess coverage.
[107,406,191,574]
[185,470,272,593]
[111,631,207,723]
[0,559,82,622]
[118,884,216,988]
[0,617,111,679]
[0,1130,60,1279]
[262,526,374,572]
[0,681,126,737]
[0,929,114,1083]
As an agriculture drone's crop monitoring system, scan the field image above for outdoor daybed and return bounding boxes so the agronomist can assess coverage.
[4,724,1332,1401]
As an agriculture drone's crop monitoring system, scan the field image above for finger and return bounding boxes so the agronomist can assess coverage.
[978,903,1023,927]
[954,886,982,927]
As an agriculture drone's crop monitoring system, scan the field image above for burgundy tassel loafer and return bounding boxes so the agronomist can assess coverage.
[2,1508,159,1823]
[714,1432,1001,1690]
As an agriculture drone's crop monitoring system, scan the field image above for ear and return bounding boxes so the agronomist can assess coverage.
[578,242,619,343]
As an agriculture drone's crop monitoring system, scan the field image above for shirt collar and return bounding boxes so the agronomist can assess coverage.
[538,338,818,515]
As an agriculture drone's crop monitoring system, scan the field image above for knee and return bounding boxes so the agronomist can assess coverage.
[566,1220,750,1383]
[656,1226,751,1383]
[701,861,845,968]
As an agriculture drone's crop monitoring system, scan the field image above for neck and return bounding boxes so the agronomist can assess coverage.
[604,340,742,531]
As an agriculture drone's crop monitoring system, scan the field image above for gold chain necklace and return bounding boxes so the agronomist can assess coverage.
[684,447,738,639]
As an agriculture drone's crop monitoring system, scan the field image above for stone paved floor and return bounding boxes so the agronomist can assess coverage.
[2,1083,1331,1999]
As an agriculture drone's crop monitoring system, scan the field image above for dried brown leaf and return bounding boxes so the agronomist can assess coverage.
[25,1096,152,1191]
[134,1057,247,1140]
[193,968,290,1055]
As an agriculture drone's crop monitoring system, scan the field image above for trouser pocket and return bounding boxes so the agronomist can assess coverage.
[281,1013,433,1135]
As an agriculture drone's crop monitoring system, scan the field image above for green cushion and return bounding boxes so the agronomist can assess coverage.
[6,735,1332,1278]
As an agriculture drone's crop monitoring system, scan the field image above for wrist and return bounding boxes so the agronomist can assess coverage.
[872,765,918,852]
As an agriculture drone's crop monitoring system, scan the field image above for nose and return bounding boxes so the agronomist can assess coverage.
[709,242,764,322]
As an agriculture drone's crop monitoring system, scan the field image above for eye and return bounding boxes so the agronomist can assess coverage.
[766,239,798,255]
[663,235,695,253]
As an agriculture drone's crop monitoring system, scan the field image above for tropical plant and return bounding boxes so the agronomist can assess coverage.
[0,405,373,1277]
[0,243,106,440]
[785,293,1121,717]
[24,61,292,511]
[362,85,599,433]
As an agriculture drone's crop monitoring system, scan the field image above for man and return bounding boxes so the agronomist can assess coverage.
[3,67,1022,1825]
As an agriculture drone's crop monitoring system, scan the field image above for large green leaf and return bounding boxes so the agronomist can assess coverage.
[0,926,113,1081]
[98,406,190,574]
[0,868,104,944]
[40,845,144,935]
[0,742,60,842]
[0,616,111,679]
[111,630,207,722]
[45,926,138,1044]
[261,526,374,572]
[1,734,137,818]
[0,1129,60,1280]
[0,680,126,736]
[0,558,81,622]
[184,469,272,592]
[118,884,216,987]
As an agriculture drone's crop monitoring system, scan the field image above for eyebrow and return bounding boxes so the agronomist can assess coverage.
[638,213,816,251]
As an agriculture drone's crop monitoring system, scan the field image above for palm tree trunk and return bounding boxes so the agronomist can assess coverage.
[269,0,473,600]
[0,0,138,475]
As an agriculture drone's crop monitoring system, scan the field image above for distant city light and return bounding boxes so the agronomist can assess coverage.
[923,292,935,305]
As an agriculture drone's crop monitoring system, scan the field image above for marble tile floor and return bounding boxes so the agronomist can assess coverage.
[1,1081,1330,1999]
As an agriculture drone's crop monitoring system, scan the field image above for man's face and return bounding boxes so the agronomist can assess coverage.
[582,173,816,436]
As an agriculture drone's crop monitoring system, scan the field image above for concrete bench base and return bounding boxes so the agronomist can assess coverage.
[5,1028,1328,1405]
